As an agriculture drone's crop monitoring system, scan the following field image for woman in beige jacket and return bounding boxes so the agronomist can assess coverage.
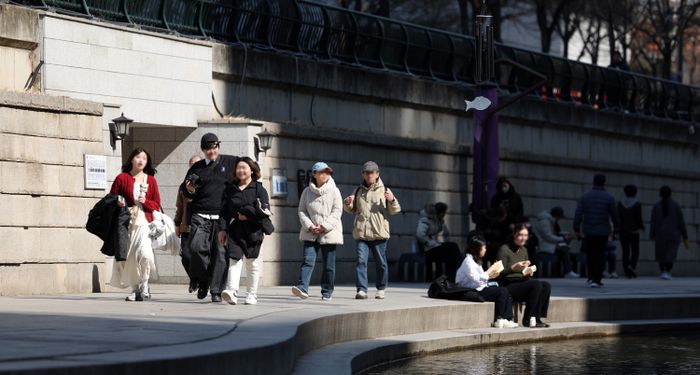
[291,162,344,301]
[344,161,401,300]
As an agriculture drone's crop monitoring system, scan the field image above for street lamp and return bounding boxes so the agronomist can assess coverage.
[109,113,133,142]
[255,128,274,160]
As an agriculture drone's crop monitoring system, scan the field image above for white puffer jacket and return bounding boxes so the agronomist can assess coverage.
[298,177,344,245]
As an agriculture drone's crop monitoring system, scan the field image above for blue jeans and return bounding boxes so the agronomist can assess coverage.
[296,241,336,297]
[355,240,388,292]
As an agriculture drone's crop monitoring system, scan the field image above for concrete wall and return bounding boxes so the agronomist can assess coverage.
[0,4,40,92]
[0,91,108,295]
[202,44,699,283]
[40,12,213,128]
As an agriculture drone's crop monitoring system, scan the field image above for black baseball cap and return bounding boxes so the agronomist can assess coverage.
[200,133,220,149]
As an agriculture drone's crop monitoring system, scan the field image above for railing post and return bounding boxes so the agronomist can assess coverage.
[348,12,359,65]
[80,0,91,16]
[196,0,206,38]
[399,24,408,73]
[319,6,331,59]
[376,18,386,70]
[121,0,132,24]
[160,0,170,31]
[424,30,435,79]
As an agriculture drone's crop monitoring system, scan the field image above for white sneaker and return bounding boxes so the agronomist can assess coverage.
[503,320,519,328]
[564,271,579,279]
[492,319,506,328]
[355,290,368,299]
[125,291,137,302]
[660,272,672,280]
[609,272,619,279]
[222,289,238,305]
[321,295,332,301]
[602,271,611,278]
[245,293,257,305]
[375,290,385,299]
[291,286,309,299]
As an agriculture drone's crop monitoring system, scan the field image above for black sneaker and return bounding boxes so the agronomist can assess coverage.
[188,280,197,293]
[211,293,222,303]
[197,288,208,300]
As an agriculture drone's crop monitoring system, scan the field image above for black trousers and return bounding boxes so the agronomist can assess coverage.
[619,231,640,271]
[505,279,551,324]
[478,286,514,321]
[585,235,608,284]
[659,262,674,272]
[180,232,193,284]
[425,242,463,282]
[189,214,228,294]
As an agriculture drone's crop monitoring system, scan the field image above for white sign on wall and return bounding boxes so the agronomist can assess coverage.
[271,169,288,198]
[84,154,107,190]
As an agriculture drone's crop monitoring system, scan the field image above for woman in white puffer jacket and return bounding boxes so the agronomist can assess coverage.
[291,162,344,301]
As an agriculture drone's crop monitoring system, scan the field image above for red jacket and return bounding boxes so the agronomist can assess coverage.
[109,172,161,222]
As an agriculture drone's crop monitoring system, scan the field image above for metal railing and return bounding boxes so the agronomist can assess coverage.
[13,0,700,123]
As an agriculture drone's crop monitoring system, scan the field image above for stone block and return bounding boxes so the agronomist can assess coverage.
[58,113,102,141]
[2,194,99,228]
[0,227,103,263]
[0,162,103,197]
[0,133,102,166]
[0,4,40,49]
[0,262,106,296]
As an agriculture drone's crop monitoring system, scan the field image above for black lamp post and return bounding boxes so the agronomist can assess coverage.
[255,128,273,160]
[109,113,133,141]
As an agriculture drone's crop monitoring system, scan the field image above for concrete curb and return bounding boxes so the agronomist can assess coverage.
[3,294,700,375]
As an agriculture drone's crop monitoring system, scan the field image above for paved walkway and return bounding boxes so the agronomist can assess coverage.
[1,278,699,374]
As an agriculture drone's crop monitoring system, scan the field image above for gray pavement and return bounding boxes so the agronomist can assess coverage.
[1,277,699,374]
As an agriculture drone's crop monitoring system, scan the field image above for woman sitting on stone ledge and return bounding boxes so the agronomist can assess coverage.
[455,232,519,329]
[497,224,551,328]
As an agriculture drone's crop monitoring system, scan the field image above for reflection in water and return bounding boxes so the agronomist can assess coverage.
[368,335,700,375]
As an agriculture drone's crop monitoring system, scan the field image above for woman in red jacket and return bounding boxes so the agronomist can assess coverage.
[109,148,161,301]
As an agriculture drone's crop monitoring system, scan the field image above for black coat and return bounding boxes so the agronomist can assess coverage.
[219,181,274,260]
[86,194,130,261]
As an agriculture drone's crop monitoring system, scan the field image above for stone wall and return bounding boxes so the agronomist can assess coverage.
[204,44,699,282]
[0,91,107,295]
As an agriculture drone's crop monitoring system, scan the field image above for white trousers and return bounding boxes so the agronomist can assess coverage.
[225,256,261,295]
[110,210,156,292]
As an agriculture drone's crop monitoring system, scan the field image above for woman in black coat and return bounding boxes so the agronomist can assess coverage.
[218,157,273,305]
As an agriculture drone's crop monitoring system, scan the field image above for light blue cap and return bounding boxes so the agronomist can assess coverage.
[311,162,332,173]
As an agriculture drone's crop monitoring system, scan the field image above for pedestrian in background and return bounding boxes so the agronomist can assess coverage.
[650,186,689,280]
[574,174,619,288]
[174,154,201,293]
[618,184,644,278]
[344,161,401,300]
[291,162,343,301]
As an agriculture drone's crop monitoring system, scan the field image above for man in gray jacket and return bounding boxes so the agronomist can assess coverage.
[573,174,619,288]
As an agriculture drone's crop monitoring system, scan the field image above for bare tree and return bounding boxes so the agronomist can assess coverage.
[630,0,700,79]
[531,0,571,53]
[555,2,582,58]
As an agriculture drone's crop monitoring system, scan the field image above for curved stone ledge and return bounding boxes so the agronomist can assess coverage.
[2,284,699,375]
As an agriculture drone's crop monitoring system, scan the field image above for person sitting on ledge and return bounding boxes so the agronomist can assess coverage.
[497,224,552,328]
[456,232,518,328]
[532,206,579,278]
[415,202,464,282]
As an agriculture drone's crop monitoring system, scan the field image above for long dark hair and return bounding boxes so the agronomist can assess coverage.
[121,147,157,175]
[235,156,261,181]
[466,231,487,265]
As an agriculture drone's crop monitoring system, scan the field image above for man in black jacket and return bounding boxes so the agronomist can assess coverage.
[182,133,238,302]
